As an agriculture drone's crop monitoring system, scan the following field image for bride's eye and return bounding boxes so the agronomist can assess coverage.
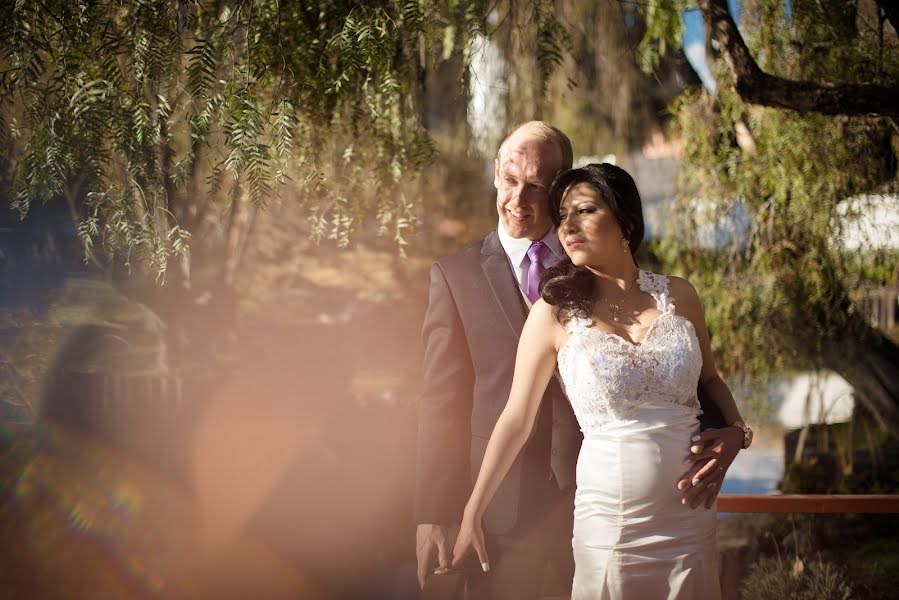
[578,206,596,214]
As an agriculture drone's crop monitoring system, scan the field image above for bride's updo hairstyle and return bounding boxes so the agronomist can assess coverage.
[540,163,644,323]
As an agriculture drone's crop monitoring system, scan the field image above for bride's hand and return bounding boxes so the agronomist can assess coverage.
[449,514,490,573]
[678,426,744,509]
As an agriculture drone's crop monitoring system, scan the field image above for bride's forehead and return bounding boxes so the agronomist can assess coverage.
[561,183,602,207]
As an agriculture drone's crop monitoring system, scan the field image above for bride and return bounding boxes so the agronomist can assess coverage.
[450,163,750,599]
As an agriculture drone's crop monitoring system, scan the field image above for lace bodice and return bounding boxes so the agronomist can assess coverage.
[557,270,702,434]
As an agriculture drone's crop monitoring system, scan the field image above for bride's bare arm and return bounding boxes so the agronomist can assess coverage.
[669,277,742,422]
[669,277,746,508]
[450,299,565,569]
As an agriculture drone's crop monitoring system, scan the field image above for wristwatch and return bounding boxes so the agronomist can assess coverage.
[730,420,753,449]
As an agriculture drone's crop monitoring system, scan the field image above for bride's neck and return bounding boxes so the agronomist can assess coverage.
[586,261,638,295]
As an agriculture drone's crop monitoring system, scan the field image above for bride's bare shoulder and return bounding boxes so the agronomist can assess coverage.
[529,298,562,325]
[529,299,569,347]
[664,275,704,315]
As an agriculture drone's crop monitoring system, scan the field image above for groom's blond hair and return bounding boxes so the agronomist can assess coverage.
[497,121,573,171]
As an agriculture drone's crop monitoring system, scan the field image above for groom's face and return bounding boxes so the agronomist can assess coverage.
[494,133,562,241]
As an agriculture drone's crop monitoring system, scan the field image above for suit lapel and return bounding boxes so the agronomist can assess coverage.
[481,231,570,397]
[481,231,528,340]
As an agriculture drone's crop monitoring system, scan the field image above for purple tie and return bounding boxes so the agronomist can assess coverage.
[525,241,547,303]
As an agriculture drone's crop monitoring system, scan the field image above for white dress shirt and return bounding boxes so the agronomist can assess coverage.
[497,219,564,307]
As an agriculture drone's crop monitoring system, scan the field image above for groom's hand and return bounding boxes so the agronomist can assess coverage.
[416,523,458,589]
[678,427,743,509]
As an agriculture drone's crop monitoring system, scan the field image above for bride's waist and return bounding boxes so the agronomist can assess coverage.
[581,410,699,441]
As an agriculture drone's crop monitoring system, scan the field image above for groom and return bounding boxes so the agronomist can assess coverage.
[414,121,581,599]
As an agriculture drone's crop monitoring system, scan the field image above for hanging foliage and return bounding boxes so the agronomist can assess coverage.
[0,0,570,282]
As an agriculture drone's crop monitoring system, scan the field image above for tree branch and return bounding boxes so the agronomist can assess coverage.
[698,0,899,117]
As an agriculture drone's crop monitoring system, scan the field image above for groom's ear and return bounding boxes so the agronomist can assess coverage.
[493,158,500,190]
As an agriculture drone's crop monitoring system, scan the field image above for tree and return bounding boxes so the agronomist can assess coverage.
[0,1,456,281]
[698,0,899,117]
[0,0,490,368]
[643,0,899,435]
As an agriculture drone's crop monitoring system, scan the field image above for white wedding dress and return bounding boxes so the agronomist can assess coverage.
[557,270,720,600]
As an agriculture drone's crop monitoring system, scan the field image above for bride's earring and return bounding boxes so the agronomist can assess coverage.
[621,238,629,253]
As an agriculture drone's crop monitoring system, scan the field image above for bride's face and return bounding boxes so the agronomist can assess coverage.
[557,182,626,267]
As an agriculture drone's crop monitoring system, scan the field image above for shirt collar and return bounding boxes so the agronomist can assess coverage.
[497,219,564,267]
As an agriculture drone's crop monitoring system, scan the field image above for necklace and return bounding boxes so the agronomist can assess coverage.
[607,275,637,322]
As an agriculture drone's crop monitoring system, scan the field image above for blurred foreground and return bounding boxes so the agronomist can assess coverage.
[1,247,429,598]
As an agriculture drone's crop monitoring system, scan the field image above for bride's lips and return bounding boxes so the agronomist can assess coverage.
[565,237,585,250]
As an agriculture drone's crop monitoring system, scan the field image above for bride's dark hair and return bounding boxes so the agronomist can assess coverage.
[539,163,644,323]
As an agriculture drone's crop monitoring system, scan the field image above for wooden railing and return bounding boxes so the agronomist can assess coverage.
[717,493,899,513]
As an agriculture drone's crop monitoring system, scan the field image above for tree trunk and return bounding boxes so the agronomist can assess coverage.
[875,0,899,34]
[820,331,899,440]
[222,189,253,290]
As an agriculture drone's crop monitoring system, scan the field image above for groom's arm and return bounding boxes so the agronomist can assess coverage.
[697,383,727,429]
[681,380,745,508]
[414,262,475,587]
[414,262,475,526]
